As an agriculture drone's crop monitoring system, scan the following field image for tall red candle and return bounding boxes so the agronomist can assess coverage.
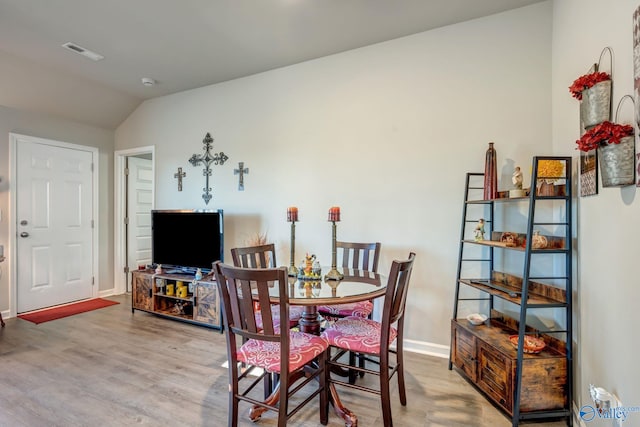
[287,206,298,222]
[328,206,340,222]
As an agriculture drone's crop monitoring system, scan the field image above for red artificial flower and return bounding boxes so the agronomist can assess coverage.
[569,71,611,100]
[575,121,634,152]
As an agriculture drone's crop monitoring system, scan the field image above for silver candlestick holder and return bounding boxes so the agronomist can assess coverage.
[325,220,343,281]
[288,220,298,277]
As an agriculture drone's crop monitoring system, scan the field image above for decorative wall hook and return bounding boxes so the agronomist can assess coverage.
[234,162,249,191]
[596,46,613,74]
[188,132,228,204]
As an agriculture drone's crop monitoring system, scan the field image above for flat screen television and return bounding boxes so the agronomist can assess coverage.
[151,209,223,274]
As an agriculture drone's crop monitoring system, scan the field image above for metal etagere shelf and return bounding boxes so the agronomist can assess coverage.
[449,156,573,427]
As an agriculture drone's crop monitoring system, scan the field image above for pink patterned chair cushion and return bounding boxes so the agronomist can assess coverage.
[237,331,328,373]
[255,305,304,330]
[321,316,397,355]
[317,301,373,318]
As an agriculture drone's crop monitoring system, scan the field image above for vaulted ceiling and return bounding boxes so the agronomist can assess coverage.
[0,0,545,129]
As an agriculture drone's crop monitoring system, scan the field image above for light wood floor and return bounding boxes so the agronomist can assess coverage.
[0,294,569,426]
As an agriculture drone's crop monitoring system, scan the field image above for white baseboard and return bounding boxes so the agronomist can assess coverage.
[403,338,450,359]
[99,289,118,298]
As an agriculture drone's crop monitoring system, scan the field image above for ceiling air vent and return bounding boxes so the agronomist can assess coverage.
[62,42,104,61]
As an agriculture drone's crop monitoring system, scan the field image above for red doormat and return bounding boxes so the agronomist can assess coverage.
[18,298,120,324]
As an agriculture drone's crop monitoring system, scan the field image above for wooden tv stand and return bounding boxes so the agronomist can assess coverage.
[131,269,222,329]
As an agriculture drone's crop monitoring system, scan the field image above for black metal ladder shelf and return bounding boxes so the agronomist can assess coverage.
[449,157,573,427]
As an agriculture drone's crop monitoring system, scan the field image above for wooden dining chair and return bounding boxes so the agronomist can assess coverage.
[317,241,381,382]
[321,252,416,427]
[213,262,329,427]
[230,243,305,396]
[231,243,277,269]
[231,244,303,328]
[317,241,381,319]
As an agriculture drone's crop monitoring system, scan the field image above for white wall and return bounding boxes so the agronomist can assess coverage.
[552,0,640,415]
[116,2,553,355]
[0,105,115,319]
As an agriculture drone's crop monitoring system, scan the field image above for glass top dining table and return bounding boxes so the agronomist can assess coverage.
[265,267,388,335]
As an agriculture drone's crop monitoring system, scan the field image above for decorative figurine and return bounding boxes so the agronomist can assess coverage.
[298,253,321,279]
[512,166,523,189]
[474,219,485,241]
[195,268,203,280]
[155,264,163,274]
[509,165,526,197]
[303,253,316,276]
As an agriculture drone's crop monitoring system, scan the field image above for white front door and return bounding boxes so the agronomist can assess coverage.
[126,156,153,284]
[16,137,94,313]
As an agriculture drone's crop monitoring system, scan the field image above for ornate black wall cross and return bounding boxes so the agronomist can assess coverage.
[188,132,228,204]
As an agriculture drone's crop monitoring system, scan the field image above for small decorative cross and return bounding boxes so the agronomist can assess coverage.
[188,132,228,204]
[173,167,186,191]
[234,162,249,191]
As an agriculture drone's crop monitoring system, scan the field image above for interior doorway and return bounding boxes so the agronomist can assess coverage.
[114,147,155,294]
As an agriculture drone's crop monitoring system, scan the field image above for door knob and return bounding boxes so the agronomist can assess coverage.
[20,232,29,238]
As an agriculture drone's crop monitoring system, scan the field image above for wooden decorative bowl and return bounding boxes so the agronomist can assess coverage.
[509,335,546,354]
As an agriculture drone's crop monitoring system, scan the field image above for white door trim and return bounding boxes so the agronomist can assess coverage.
[114,146,155,295]
[9,133,99,318]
